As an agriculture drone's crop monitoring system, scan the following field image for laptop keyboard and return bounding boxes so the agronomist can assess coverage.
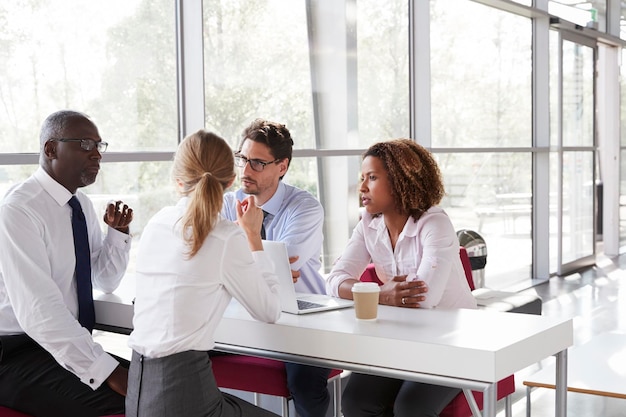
[297,299,325,310]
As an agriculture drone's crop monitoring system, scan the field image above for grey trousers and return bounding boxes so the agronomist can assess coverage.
[126,350,279,417]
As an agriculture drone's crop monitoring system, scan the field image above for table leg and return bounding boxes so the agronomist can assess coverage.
[555,348,568,417]
[483,383,497,417]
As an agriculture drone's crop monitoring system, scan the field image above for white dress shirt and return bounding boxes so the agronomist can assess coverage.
[326,207,477,309]
[0,167,132,389]
[128,197,282,359]
[222,181,326,294]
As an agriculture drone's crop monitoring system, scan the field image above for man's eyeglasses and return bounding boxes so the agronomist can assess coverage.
[50,138,108,153]
[234,153,280,172]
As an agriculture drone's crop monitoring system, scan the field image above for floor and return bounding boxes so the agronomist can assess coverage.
[94,250,626,417]
[497,251,626,417]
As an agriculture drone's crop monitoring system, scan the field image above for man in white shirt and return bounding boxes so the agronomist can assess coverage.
[0,110,134,417]
[221,119,329,417]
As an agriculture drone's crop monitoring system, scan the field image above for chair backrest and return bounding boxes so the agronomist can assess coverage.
[359,247,475,291]
[359,264,383,285]
[459,246,475,291]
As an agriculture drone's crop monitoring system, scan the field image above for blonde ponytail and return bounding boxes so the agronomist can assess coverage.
[173,130,236,258]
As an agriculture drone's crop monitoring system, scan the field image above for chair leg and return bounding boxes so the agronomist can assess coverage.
[254,393,260,406]
[526,386,532,417]
[332,378,342,417]
[282,397,290,417]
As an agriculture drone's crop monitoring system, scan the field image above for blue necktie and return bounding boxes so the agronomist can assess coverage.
[68,196,95,332]
[261,210,268,240]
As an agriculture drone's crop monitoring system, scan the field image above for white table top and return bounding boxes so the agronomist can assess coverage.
[94,275,573,385]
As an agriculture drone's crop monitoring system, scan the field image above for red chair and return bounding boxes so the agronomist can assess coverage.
[211,355,343,417]
[359,247,514,417]
[459,246,476,290]
[0,407,30,417]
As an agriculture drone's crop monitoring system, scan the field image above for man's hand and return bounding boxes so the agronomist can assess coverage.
[379,275,428,308]
[106,364,128,396]
[103,200,133,234]
[289,256,300,283]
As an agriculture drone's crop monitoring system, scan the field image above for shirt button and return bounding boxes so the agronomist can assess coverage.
[89,378,95,384]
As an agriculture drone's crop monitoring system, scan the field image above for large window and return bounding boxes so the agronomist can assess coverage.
[2,0,623,291]
[430,0,533,288]
[0,1,177,152]
[200,0,409,270]
[202,0,315,150]
[0,1,178,271]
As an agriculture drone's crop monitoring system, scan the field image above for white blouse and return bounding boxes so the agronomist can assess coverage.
[326,207,477,309]
[128,197,282,358]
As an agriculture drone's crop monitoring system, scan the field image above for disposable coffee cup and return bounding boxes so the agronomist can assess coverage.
[351,282,380,320]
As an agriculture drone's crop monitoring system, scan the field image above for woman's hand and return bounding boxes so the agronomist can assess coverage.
[379,275,428,308]
[236,197,264,251]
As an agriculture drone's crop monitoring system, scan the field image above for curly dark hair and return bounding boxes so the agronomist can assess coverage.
[363,139,445,220]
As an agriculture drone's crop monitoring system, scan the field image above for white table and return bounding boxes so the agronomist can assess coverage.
[94,280,573,417]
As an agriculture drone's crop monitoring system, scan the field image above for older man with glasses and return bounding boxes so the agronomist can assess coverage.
[0,110,134,417]
[221,118,330,417]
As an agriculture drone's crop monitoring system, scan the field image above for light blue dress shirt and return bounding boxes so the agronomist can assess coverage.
[223,181,326,294]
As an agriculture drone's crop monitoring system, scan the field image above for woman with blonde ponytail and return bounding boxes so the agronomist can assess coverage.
[127,130,282,417]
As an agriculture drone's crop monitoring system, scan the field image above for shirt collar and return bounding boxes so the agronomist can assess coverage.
[366,208,441,239]
[259,181,285,217]
[33,167,74,207]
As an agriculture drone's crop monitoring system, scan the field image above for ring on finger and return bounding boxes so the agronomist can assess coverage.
[401,297,406,305]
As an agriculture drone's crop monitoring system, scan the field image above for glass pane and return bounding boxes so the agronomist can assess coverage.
[85,161,175,274]
[437,152,532,290]
[430,0,532,148]
[202,0,314,150]
[550,30,560,147]
[562,40,594,147]
[0,1,177,153]
[561,151,595,264]
[317,155,362,271]
[356,0,409,146]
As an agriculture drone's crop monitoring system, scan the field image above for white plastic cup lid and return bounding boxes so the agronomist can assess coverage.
[352,282,381,293]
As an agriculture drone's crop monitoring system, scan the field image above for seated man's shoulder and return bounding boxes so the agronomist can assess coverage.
[1,181,44,213]
[284,183,321,207]
[222,190,239,204]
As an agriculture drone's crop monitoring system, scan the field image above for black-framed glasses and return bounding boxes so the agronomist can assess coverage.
[234,153,280,172]
[50,138,108,153]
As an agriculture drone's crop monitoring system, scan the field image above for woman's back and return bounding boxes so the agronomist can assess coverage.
[129,199,281,359]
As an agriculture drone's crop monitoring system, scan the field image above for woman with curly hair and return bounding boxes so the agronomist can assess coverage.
[326,138,476,417]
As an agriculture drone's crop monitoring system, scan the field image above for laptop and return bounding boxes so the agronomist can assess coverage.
[262,240,354,314]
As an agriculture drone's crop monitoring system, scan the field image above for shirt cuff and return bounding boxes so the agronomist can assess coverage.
[79,352,120,390]
[106,227,133,249]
